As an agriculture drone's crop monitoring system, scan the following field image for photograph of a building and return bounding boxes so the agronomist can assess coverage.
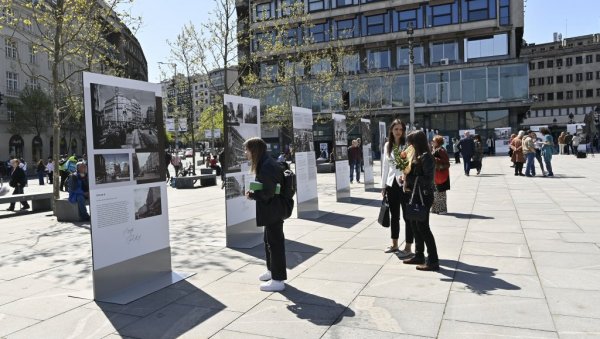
[244,105,258,124]
[335,146,348,161]
[293,129,314,153]
[334,117,347,146]
[94,153,130,185]
[91,84,159,150]
[133,152,161,183]
[134,186,162,220]
[224,176,245,200]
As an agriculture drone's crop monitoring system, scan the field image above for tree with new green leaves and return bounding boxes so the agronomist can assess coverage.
[8,87,53,137]
[0,0,140,200]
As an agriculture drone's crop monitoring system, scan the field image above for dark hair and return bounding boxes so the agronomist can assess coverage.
[243,137,267,173]
[386,119,406,155]
[540,127,550,135]
[473,134,482,142]
[432,135,444,146]
[406,130,430,155]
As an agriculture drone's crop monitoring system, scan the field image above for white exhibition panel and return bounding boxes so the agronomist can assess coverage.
[379,122,386,178]
[83,72,168,271]
[292,106,318,204]
[361,118,374,186]
[333,113,351,195]
[494,127,512,154]
[335,162,350,190]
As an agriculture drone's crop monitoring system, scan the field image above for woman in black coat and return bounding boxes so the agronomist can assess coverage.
[244,137,287,292]
[7,159,30,211]
[402,131,439,271]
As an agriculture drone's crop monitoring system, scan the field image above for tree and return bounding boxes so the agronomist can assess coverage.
[1,0,139,199]
[8,87,53,137]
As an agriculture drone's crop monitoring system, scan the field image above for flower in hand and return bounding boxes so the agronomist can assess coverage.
[391,145,410,171]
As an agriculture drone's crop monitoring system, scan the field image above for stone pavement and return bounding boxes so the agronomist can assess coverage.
[1,155,599,338]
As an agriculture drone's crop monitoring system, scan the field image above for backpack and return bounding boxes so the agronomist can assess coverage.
[67,160,77,173]
[278,162,296,219]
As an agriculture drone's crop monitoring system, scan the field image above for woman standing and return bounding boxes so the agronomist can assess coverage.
[380,119,413,257]
[472,135,484,175]
[7,159,30,211]
[452,138,460,164]
[244,137,287,292]
[540,127,554,177]
[557,132,566,155]
[46,158,54,184]
[402,131,439,271]
[510,131,525,176]
[36,159,45,185]
[432,135,450,214]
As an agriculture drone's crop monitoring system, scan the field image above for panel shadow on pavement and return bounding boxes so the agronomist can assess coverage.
[99,280,226,339]
[316,212,363,228]
[280,285,355,326]
[339,197,380,206]
[232,240,323,269]
[443,212,494,219]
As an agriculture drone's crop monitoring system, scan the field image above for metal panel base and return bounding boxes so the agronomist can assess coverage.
[297,198,321,219]
[336,188,351,203]
[226,219,263,249]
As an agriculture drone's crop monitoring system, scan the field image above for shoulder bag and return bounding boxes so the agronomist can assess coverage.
[405,177,429,222]
[377,196,390,227]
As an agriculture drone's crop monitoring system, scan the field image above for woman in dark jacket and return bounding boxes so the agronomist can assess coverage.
[402,131,439,271]
[36,159,45,185]
[244,137,287,292]
[7,159,30,211]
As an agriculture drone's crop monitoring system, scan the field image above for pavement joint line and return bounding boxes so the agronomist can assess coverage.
[442,318,561,335]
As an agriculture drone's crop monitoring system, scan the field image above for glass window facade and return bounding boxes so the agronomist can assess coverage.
[465,34,508,61]
[335,18,358,39]
[430,41,458,63]
[365,13,386,36]
[427,2,459,27]
[367,49,391,70]
[397,45,424,66]
[462,0,496,22]
[310,22,329,43]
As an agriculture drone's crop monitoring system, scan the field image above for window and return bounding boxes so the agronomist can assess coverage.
[336,0,354,7]
[537,93,545,101]
[566,57,572,66]
[537,77,544,86]
[586,55,593,63]
[597,54,600,62]
[576,73,583,82]
[310,58,331,75]
[566,74,573,83]
[547,76,553,84]
[5,38,17,59]
[586,89,593,98]
[28,77,40,89]
[281,0,301,16]
[465,34,508,61]
[576,89,583,98]
[529,62,535,70]
[284,61,304,77]
[499,0,510,25]
[597,71,600,80]
[462,0,495,22]
[557,92,563,100]
[336,18,356,39]
[547,59,553,68]
[340,53,360,73]
[397,45,424,66]
[365,14,385,36]
[6,71,18,92]
[566,90,573,99]
[556,75,563,83]
[29,45,37,64]
[537,61,544,69]
[308,0,326,11]
[576,56,583,64]
[7,104,15,122]
[259,63,278,81]
[367,49,390,70]
[529,78,535,86]
[255,2,271,21]
[586,72,593,80]
[547,92,554,101]
[310,22,329,43]
[597,88,600,97]
[430,41,458,63]
[284,28,299,46]
[397,8,419,31]
[556,58,563,67]
[428,2,458,27]
[253,32,273,52]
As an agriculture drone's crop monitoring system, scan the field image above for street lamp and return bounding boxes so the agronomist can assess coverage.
[407,22,415,131]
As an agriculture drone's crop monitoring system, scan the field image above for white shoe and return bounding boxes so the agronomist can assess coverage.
[258,271,272,281]
[260,279,285,292]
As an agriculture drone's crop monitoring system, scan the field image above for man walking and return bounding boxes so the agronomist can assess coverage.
[458,131,475,176]
[348,139,362,183]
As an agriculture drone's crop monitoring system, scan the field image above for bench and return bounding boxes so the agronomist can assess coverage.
[172,174,217,188]
[200,168,214,175]
[0,192,53,212]
[317,162,335,173]
[54,198,89,222]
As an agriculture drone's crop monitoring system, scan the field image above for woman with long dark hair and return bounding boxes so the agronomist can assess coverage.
[244,137,287,292]
[402,130,439,271]
[380,119,413,257]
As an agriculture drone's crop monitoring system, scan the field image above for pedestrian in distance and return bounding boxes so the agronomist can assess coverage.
[558,132,566,155]
[171,152,181,177]
[6,159,30,211]
[244,137,288,292]
[510,131,525,176]
[164,150,172,182]
[45,158,54,184]
[540,127,554,177]
[533,134,546,176]
[457,131,475,176]
[380,119,413,257]
[36,159,45,185]
[402,130,439,271]
[523,131,537,177]
[452,138,460,164]
[68,162,90,222]
[59,154,69,191]
[472,134,484,175]
[432,135,450,214]
[348,139,362,183]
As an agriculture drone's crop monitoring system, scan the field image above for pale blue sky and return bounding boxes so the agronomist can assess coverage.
[127,0,600,83]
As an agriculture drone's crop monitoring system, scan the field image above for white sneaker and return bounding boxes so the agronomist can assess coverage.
[258,271,272,281]
[260,279,285,292]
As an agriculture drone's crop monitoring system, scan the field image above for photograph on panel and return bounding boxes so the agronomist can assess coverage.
[133,152,161,183]
[293,128,314,153]
[90,83,159,150]
[94,153,131,185]
[134,186,162,220]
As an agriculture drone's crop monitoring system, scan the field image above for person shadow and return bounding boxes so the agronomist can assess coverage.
[277,285,355,326]
[437,259,521,295]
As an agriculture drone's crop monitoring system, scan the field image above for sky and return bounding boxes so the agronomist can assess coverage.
[126,0,600,83]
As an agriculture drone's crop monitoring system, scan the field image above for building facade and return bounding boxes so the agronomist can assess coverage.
[522,33,600,128]
[0,1,147,171]
[237,0,529,152]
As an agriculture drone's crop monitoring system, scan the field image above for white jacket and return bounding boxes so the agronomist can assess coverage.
[380,141,405,189]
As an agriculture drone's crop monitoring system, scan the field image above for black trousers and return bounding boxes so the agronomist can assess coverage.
[514,162,524,175]
[454,152,460,163]
[9,185,29,209]
[386,180,413,243]
[264,220,287,281]
[409,196,438,264]
[59,170,69,190]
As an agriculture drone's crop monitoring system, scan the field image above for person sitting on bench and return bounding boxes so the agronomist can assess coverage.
[68,162,90,222]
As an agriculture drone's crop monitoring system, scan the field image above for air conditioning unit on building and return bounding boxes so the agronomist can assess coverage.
[440,58,449,65]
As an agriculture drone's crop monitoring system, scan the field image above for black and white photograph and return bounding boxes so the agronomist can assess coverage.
[335,146,348,161]
[91,83,159,150]
[225,125,247,172]
[293,128,314,153]
[225,102,240,126]
[134,186,162,220]
[94,153,131,185]
[133,152,161,183]
[361,121,373,145]
[334,116,347,146]
[244,105,258,124]
[224,175,245,200]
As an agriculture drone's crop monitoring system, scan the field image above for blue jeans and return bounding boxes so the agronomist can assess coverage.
[350,160,360,182]
[525,153,536,176]
[76,195,90,220]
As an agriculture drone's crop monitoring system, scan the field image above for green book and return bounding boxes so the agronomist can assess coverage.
[249,182,281,194]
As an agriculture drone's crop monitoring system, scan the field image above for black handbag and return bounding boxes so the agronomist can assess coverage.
[405,177,429,222]
[377,196,390,227]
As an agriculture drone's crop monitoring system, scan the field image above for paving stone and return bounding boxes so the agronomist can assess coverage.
[553,315,600,339]
[300,260,381,284]
[0,288,89,321]
[460,241,531,258]
[537,267,600,290]
[175,281,268,313]
[464,231,526,244]
[323,325,427,339]
[211,329,280,339]
[361,273,452,304]
[456,255,537,275]
[0,313,39,337]
[323,248,392,265]
[437,319,558,339]
[545,287,600,319]
[451,272,545,298]
[531,251,600,270]
[528,239,600,254]
[269,277,363,308]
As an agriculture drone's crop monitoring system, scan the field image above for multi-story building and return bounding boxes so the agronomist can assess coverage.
[0,1,147,169]
[522,33,600,128]
[237,0,530,153]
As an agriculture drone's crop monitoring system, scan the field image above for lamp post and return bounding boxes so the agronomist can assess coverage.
[158,62,178,150]
[407,22,415,131]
